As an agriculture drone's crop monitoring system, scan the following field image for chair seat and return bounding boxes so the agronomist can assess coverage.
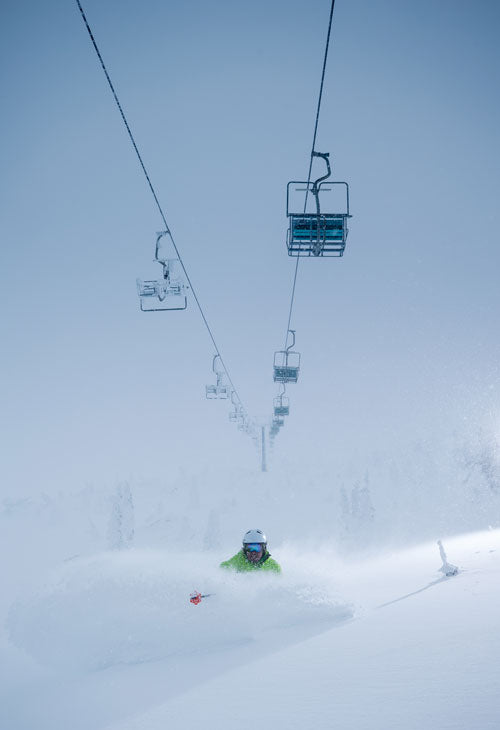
[287,214,348,257]
[274,366,299,383]
[137,278,187,311]
[274,406,289,416]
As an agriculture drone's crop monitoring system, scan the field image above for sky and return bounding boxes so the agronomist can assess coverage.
[1,0,499,496]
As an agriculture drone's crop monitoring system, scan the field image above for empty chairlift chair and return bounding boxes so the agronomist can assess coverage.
[274,392,290,417]
[206,355,231,399]
[274,330,300,384]
[286,152,351,257]
[229,391,243,422]
[137,231,187,311]
[269,417,282,441]
[238,416,251,433]
[228,409,239,423]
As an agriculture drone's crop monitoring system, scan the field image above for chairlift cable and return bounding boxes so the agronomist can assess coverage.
[271,0,337,451]
[75,0,246,411]
[282,0,336,351]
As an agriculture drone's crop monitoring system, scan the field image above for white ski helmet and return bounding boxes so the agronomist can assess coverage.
[242,529,267,546]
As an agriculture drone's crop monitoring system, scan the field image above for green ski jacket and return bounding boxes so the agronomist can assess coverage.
[220,550,281,573]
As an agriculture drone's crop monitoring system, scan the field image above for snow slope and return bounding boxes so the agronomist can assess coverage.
[2,530,499,729]
[103,531,500,730]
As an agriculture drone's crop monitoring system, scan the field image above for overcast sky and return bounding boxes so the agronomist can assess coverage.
[1,0,499,495]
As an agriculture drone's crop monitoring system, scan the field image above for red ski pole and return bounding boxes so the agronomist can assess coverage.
[189,591,214,605]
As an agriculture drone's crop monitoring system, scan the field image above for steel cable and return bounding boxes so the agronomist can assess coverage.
[75,0,247,413]
[271,0,337,449]
[283,0,336,351]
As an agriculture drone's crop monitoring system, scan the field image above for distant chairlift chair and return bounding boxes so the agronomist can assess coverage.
[206,355,231,399]
[274,330,300,384]
[238,417,251,433]
[229,391,243,422]
[274,388,290,417]
[269,419,281,441]
[136,231,188,311]
[286,152,351,257]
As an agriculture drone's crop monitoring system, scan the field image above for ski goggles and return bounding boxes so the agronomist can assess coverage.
[244,543,264,552]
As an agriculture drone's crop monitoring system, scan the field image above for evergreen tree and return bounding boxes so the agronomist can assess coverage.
[107,482,134,550]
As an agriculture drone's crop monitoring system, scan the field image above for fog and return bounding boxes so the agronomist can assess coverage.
[2,5,500,729]
[1,0,499,536]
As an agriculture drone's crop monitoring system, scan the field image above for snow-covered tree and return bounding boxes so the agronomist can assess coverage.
[351,473,375,526]
[107,482,134,550]
[339,473,375,547]
[339,485,350,540]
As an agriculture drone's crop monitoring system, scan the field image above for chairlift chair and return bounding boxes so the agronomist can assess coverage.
[274,398,289,417]
[269,422,280,439]
[274,387,290,417]
[137,232,187,311]
[274,330,300,384]
[206,355,230,399]
[229,391,243,422]
[270,416,284,439]
[206,383,230,399]
[238,413,249,432]
[245,422,257,438]
[286,152,351,257]
[136,274,187,311]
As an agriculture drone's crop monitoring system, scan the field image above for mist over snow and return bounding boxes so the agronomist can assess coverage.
[2,425,499,726]
[2,424,499,568]
[1,378,499,727]
[2,0,500,727]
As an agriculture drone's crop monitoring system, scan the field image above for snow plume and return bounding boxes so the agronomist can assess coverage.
[457,429,500,508]
[6,549,353,671]
[330,427,500,548]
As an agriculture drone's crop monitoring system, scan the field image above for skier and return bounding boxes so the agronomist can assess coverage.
[220,529,281,573]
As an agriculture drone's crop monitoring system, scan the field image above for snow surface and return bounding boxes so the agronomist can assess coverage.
[1,528,499,729]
